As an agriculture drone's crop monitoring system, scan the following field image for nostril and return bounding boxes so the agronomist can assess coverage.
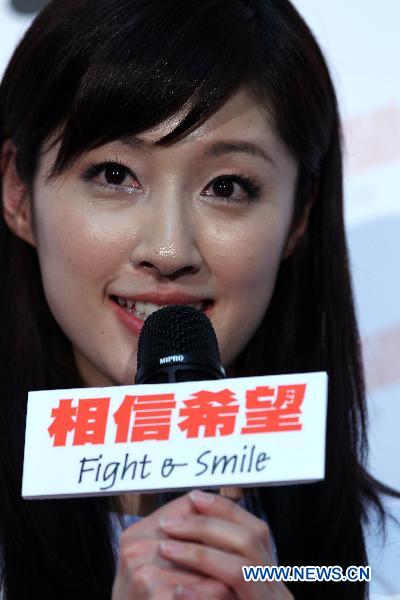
[139,261,156,270]
[133,261,199,280]
[167,265,199,280]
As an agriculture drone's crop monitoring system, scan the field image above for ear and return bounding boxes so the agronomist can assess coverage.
[282,186,317,260]
[1,140,36,247]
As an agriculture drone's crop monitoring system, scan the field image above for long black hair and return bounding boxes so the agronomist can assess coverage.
[0,0,395,597]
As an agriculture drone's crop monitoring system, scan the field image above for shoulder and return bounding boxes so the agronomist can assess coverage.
[364,494,400,599]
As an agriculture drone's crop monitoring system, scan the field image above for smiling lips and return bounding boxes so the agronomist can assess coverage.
[110,293,211,323]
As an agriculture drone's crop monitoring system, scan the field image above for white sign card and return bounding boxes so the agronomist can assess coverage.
[22,371,328,499]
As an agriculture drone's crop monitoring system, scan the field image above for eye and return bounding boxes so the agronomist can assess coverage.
[201,174,261,203]
[82,161,140,192]
[103,163,130,186]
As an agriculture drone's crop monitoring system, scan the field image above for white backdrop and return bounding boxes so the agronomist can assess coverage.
[0,0,399,490]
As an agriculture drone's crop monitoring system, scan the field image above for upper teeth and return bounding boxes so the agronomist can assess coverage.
[116,297,205,320]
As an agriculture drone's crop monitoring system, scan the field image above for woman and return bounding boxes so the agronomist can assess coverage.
[0,0,396,598]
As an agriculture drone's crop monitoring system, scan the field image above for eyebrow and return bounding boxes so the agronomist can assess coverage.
[119,136,275,167]
[202,141,275,167]
[120,136,153,151]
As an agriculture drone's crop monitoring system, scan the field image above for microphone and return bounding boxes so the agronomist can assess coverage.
[135,305,226,384]
[135,305,225,502]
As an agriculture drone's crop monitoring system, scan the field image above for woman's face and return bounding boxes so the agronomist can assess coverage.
[24,88,298,386]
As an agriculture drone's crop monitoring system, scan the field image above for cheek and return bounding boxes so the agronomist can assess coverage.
[32,206,125,330]
[204,210,292,365]
[210,223,287,298]
[34,198,125,282]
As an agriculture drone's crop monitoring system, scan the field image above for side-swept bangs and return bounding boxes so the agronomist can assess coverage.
[1,0,335,191]
[1,0,268,181]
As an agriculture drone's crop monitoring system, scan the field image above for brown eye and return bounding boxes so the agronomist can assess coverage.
[212,178,235,198]
[104,164,128,186]
[201,174,262,203]
[83,161,140,193]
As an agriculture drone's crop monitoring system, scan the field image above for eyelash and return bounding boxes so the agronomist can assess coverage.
[207,173,262,202]
[82,159,139,193]
[82,159,262,203]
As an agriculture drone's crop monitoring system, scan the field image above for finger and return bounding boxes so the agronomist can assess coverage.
[175,579,236,600]
[159,540,246,594]
[159,541,292,600]
[120,493,197,543]
[118,536,173,572]
[175,585,233,600]
[114,560,234,600]
[188,490,271,548]
[159,514,272,563]
[115,561,207,598]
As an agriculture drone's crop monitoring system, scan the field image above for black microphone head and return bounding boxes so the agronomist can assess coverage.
[135,305,225,384]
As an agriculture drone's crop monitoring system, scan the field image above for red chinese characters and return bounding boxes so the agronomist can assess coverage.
[241,384,306,434]
[178,389,239,438]
[48,397,111,446]
[113,393,176,442]
[47,383,306,446]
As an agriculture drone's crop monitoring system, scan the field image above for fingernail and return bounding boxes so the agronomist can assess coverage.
[160,540,183,556]
[159,516,184,529]
[189,489,215,505]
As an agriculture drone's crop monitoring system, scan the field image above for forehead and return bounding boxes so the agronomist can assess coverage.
[137,88,282,154]
[42,87,295,175]
[108,88,295,174]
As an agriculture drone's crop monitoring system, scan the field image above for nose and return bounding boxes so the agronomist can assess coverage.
[129,196,203,280]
